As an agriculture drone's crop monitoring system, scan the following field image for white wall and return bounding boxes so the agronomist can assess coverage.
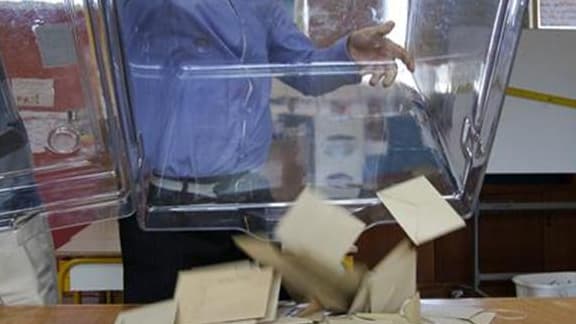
[487,30,576,174]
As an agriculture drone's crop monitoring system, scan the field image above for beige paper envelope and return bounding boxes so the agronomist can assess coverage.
[234,236,351,312]
[354,314,410,324]
[114,300,177,324]
[420,305,484,319]
[377,177,465,246]
[401,293,421,324]
[422,315,495,324]
[290,251,364,298]
[348,276,371,314]
[421,305,496,324]
[327,318,375,324]
[420,318,463,324]
[470,312,496,324]
[295,300,323,318]
[175,262,274,324]
[300,310,326,322]
[260,271,283,323]
[369,240,417,314]
[354,293,420,324]
[329,316,410,324]
[275,188,365,270]
[271,317,314,324]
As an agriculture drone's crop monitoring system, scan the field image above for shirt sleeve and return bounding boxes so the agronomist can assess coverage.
[266,1,360,96]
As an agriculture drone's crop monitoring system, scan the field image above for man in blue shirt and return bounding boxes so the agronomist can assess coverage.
[118,0,414,303]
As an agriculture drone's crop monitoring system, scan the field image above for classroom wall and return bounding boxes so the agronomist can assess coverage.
[487,30,576,174]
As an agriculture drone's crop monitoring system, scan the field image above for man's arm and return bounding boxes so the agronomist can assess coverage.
[266,2,360,96]
[266,2,415,95]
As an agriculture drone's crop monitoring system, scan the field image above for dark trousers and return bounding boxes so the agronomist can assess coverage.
[119,181,273,303]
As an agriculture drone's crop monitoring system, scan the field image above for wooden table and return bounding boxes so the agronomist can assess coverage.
[2,298,576,324]
[0,305,128,324]
[56,220,121,258]
[424,298,576,323]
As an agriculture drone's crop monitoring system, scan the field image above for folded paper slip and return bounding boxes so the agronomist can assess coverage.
[377,176,465,246]
[175,262,277,324]
[234,236,362,312]
[275,188,365,272]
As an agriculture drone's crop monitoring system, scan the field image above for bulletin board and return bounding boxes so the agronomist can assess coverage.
[535,0,576,29]
[0,3,118,227]
[0,3,103,164]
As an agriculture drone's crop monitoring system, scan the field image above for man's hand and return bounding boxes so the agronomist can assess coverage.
[348,21,415,87]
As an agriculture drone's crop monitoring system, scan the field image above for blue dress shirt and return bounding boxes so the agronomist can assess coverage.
[119,0,358,178]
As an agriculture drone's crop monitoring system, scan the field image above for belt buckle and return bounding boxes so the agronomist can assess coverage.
[192,181,201,197]
[189,181,217,200]
[233,175,253,202]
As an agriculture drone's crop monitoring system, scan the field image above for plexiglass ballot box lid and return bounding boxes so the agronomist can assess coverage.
[107,0,527,232]
[0,1,139,230]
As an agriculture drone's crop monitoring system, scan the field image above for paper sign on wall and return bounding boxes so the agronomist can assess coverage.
[11,78,55,108]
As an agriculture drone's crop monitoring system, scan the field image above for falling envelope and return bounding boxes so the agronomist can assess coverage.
[275,188,365,271]
[377,176,465,246]
[174,262,274,324]
[368,240,417,314]
[234,235,353,312]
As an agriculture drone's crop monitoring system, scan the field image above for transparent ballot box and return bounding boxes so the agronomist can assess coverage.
[1,0,528,233]
[0,1,138,229]
[112,0,527,232]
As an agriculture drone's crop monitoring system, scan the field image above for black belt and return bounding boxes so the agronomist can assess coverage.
[153,171,248,185]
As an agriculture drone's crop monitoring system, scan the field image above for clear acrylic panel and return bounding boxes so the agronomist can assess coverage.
[105,0,527,232]
[0,0,138,230]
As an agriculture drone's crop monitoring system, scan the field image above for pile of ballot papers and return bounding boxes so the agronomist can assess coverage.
[115,176,497,324]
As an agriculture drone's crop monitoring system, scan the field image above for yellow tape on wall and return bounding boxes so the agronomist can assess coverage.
[506,87,576,110]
